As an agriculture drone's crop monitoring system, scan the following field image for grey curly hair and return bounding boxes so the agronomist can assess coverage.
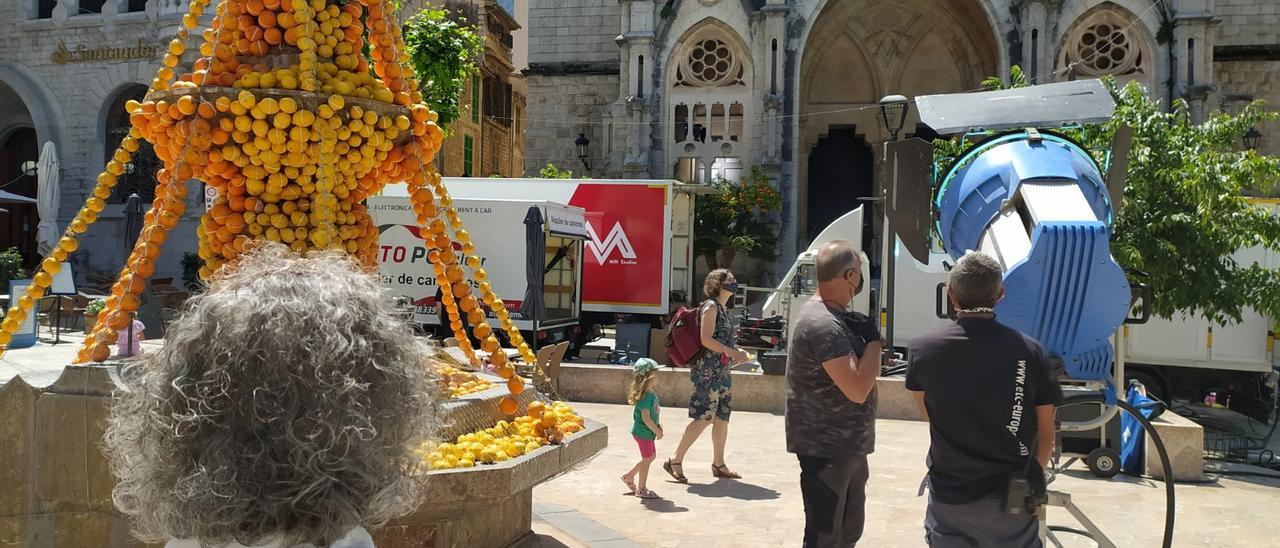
[104,243,441,546]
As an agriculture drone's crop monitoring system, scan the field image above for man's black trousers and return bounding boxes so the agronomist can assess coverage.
[798,454,869,548]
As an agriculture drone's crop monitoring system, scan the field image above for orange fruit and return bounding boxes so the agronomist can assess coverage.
[257,10,276,28]
[90,342,111,363]
[508,376,525,395]
[497,365,515,380]
[120,293,142,312]
[498,396,518,416]
[540,414,557,429]
[527,401,545,419]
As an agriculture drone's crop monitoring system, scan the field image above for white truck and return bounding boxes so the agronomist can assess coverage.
[372,178,707,355]
[368,185,588,346]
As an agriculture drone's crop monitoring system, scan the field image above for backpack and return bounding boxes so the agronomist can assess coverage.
[665,304,705,367]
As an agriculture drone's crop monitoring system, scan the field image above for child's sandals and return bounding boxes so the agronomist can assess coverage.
[621,475,636,494]
[634,487,659,499]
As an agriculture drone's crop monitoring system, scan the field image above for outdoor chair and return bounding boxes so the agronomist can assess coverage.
[546,341,570,396]
[69,295,90,329]
[34,297,67,339]
[85,273,115,294]
[523,345,555,391]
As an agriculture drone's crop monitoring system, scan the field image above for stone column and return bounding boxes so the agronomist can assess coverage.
[620,0,656,177]
[761,0,790,276]
[1173,0,1218,121]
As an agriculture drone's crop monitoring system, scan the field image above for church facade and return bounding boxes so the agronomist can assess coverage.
[522,0,1280,278]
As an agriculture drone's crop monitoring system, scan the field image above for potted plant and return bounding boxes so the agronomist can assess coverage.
[84,298,106,334]
[0,247,27,294]
[693,166,782,271]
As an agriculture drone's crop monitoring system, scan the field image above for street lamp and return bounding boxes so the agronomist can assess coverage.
[1243,127,1262,150]
[575,132,591,171]
[878,94,909,141]
[19,160,37,175]
[877,94,910,367]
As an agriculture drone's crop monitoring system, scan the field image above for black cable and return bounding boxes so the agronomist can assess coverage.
[1047,525,1095,538]
[1205,469,1280,480]
[1059,395,1175,548]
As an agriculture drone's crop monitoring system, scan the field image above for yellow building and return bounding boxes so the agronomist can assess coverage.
[431,0,526,178]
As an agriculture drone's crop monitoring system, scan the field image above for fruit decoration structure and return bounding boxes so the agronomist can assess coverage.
[421,400,586,470]
[0,0,538,412]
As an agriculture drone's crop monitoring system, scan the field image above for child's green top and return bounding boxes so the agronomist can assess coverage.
[631,391,660,440]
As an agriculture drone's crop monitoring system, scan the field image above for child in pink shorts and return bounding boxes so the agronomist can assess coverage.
[622,358,663,499]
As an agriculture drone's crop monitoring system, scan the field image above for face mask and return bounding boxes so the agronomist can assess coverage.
[724,282,739,294]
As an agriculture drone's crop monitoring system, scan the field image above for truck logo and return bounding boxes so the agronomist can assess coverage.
[585,222,637,264]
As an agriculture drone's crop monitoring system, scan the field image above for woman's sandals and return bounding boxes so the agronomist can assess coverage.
[712,463,741,479]
[663,459,687,483]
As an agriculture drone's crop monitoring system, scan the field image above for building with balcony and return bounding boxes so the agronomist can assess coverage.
[432,0,527,178]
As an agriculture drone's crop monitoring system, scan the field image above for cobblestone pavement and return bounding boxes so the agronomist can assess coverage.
[534,402,1280,547]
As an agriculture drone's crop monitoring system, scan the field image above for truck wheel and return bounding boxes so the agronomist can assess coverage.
[1086,447,1121,478]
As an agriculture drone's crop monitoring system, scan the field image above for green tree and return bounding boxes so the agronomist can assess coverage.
[402,9,483,128]
[535,163,576,179]
[935,69,1280,324]
[694,166,782,269]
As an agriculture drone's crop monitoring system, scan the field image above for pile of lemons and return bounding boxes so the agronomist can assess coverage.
[434,363,493,399]
[424,401,586,470]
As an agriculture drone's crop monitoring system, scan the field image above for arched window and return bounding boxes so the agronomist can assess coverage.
[1058,7,1153,89]
[667,24,751,184]
[104,86,160,204]
[674,36,744,88]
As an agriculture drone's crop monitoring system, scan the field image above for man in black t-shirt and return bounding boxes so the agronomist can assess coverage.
[906,251,1062,548]
[786,240,883,548]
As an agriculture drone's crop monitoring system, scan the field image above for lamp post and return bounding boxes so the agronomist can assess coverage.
[877,94,910,366]
[879,95,909,141]
[575,132,591,172]
[1243,127,1262,151]
[19,160,37,176]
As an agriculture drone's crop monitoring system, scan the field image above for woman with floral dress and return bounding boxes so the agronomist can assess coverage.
[664,269,751,482]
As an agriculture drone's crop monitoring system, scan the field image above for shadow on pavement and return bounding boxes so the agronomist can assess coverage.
[640,497,690,513]
[685,478,782,501]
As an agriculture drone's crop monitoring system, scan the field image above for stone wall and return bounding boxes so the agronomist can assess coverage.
[1214,0,1280,47]
[526,0,619,65]
[522,73,619,175]
[1215,60,1280,158]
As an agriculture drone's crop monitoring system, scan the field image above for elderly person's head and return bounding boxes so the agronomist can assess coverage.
[815,240,863,306]
[947,251,1005,311]
[104,244,440,546]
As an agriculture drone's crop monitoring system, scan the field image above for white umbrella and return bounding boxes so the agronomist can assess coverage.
[35,141,60,255]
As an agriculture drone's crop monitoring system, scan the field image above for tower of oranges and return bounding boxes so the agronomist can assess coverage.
[0,0,538,412]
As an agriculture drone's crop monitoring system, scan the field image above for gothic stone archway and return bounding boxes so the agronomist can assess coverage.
[797,0,1000,257]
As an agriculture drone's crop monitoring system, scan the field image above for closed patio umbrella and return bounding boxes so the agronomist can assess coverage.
[519,206,547,323]
[35,141,59,255]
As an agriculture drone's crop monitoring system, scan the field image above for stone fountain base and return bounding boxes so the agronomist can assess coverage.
[0,364,606,548]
